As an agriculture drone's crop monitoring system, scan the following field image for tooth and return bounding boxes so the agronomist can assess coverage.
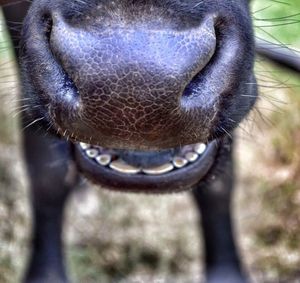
[194,143,206,155]
[95,154,112,166]
[142,163,174,175]
[173,157,188,168]
[109,160,141,174]
[80,142,91,150]
[86,148,99,158]
[185,152,199,162]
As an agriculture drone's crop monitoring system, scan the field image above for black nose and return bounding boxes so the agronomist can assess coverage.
[50,13,216,108]
[21,1,257,150]
[37,11,217,149]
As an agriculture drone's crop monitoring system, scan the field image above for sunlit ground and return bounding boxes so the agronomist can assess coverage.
[0,1,299,283]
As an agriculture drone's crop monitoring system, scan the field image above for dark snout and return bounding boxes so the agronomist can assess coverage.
[49,14,217,149]
[21,1,257,150]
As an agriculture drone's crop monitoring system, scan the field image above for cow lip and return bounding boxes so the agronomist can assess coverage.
[74,140,219,193]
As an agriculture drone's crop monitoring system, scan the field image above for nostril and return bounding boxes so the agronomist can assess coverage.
[41,14,53,42]
[180,16,249,112]
[182,72,203,99]
[181,71,210,110]
[181,39,217,100]
[22,11,81,112]
[40,14,81,105]
[180,30,218,109]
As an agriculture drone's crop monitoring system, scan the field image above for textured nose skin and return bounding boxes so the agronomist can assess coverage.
[49,15,216,149]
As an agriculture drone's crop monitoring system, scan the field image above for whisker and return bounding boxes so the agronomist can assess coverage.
[21,117,45,131]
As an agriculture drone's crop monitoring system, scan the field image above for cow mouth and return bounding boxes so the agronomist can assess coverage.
[74,140,219,193]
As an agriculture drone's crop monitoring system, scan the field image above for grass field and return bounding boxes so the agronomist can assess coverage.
[0,1,299,283]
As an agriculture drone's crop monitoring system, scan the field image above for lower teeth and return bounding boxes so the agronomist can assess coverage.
[79,142,207,175]
[173,157,188,168]
[86,148,99,158]
[142,163,174,175]
[96,154,111,166]
[109,160,141,174]
[185,152,199,162]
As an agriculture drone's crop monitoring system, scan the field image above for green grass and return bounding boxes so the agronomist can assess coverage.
[252,0,300,46]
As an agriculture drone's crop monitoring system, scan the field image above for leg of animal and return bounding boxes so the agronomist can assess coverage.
[22,128,79,283]
[2,4,77,282]
[192,140,247,283]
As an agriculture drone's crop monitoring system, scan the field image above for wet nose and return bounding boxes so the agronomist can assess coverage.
[47,14,216,148]
[21,0,257,150]
[50,14,216,104]
[22,0,219,150]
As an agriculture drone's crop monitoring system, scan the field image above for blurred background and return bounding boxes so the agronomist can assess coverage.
[0,1,299,282]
